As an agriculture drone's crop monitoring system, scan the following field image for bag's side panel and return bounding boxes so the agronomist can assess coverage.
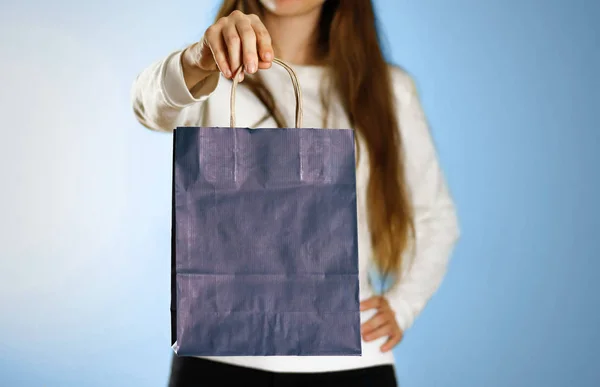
[171,129,178,350]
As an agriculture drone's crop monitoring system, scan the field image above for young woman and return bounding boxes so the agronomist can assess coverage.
[132,0,460,386]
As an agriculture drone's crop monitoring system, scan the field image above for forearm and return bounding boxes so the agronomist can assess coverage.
[131,50,220,132]
[388,200,460,331]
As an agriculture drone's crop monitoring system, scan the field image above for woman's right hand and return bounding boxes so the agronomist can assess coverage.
[181,10,274,87]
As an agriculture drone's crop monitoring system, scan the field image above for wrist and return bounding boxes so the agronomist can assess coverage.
[181,47,216,91]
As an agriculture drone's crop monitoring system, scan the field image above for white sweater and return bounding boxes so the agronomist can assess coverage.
[131,50,460,373]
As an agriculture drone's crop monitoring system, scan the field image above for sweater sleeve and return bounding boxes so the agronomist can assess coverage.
[386,69,461,332]
[131,50,221,132]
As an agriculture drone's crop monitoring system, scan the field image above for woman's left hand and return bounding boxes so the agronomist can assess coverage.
[360,296,404,352]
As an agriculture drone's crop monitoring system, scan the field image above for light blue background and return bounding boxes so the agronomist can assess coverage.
[1,0,598,386]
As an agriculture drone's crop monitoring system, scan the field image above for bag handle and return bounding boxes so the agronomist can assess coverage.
[230,58,303,128]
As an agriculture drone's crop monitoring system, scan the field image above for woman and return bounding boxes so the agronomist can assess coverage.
[132,0,459,386]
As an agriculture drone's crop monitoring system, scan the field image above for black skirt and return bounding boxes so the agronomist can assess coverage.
[168,356,398,387]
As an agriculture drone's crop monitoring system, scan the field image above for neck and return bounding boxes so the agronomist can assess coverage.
[262,9,323,66]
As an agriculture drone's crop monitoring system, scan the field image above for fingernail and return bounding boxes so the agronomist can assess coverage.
[264,52,272,60]
[224,69,232,78]
[247,62,257,73]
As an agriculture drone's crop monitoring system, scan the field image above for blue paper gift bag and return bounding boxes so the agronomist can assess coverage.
[170,59,361,356]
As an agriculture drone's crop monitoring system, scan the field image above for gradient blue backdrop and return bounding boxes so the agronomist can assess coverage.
[1,0,598,386]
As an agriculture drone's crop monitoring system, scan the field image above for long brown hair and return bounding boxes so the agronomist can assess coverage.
[216,0,414,285]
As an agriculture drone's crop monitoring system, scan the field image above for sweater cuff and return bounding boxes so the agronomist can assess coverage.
[390,296,415,333]
[161,50,221,108]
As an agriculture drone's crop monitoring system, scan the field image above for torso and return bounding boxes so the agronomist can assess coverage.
[182,64,397,372]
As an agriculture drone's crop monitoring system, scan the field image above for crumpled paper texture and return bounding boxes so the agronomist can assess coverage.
[171,127,361,356]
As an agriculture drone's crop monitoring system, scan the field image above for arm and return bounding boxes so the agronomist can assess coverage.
[130,50,221,132]
[131,11,275,133]
[387,72,461,333]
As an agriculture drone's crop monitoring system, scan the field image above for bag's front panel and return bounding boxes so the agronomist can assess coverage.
[178,185,358,274]
[173,127,361,356]
[175,274,360,355]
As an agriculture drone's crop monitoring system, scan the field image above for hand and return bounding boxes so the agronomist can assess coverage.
[182,10,274,86]
[360,296,403,352]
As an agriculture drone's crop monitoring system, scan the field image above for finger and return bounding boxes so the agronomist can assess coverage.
[380,331,402,352]
[228,10,248,79]
[257,60,272,70]
[229,9,245,20]
[235,19,258,74]
[360,296,382,311]
[249,14,274,64]
[203,27,231,78]
[360,312,388,335]
[233,66,245,83]
[363,323,393,342]
[222,23,243,77]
